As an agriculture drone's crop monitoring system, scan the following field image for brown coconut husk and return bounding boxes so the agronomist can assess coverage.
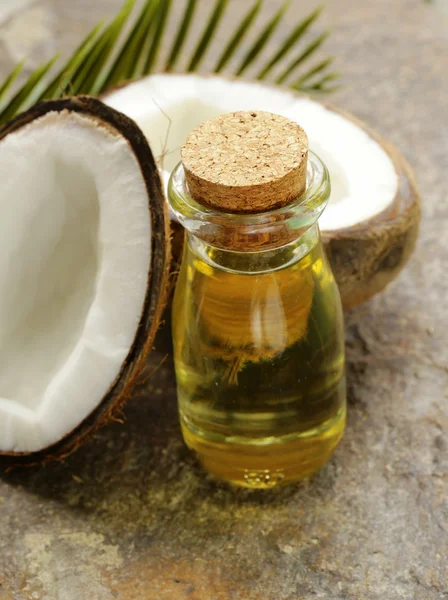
[320,127,420,309]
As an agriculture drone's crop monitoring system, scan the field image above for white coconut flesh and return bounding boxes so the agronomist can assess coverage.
[0,110,152,453]
[105,74,398,230]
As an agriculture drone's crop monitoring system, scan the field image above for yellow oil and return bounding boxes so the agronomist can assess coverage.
[172,229,346,487]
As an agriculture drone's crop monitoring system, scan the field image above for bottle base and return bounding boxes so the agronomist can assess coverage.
[181,407,346,488]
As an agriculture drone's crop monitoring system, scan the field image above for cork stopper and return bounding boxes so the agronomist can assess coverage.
[181,110,308,214]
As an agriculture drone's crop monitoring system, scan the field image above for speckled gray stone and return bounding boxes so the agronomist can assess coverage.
[0,1,447,599]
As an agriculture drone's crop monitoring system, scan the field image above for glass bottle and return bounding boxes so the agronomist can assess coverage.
[169,126,346,488]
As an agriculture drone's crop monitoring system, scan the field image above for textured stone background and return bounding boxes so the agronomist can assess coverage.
[0,1,447,599]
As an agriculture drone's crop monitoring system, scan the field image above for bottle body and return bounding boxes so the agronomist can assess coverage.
[172,225,346,487]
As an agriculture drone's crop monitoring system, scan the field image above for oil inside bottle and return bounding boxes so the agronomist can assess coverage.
[172,226,346,488]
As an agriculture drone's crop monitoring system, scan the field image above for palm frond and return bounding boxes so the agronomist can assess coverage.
[0,0,339,126]
[276,30,331,84]
[291,57,335,89]
[300,72,342,93]
[91,1,137,94]
[257,5,323,80]
[236,0,290,76]
[0,56,59,123]
[144,0,173,73]
[72,0,136,95]
[214,0,262,73]
[40,24,105,100]
[166,0,198,71]
[188,0,230,72]
[104,0,158,85]
[0,61,25,104]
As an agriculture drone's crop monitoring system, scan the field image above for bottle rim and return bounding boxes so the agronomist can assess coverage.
[168,150,330,250]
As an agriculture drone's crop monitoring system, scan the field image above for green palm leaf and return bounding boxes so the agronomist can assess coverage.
[256,4,323,79]
[300,72,342,93]
[236,0,290,76]
[188,0,229,72]
[166,0,198,71]
[0,0,339,126]
[72,0,136,95]
[0,56,59,123]
[214,0,262,73]
[144,0,173,73]
[276,30,331,84]
[0,61,25,104]
[291,57,335,89]
[39,22,105,100]
[104,0,159,85]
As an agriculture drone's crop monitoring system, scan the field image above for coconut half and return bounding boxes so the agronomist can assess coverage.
[0,97,170,461]
[104,74,420,309]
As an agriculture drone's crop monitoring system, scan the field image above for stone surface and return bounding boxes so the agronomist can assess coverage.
[0,0,37,26]
[0,6,55,66]
[0,1,447,599]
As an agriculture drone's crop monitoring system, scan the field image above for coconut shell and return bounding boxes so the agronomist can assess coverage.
[0,96,171,466]
[318,113,421,309]
[106,73,419,310]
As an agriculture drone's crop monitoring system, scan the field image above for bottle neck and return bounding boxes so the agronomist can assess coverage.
[168,150,331,255]
[187,223,321,274]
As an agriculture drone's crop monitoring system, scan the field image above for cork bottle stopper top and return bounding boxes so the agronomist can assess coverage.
[181,110,309,213]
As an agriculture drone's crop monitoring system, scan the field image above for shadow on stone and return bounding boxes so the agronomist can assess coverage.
[0,311,368,525]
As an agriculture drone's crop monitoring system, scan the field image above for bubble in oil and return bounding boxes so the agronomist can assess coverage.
[243,469,285,488]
